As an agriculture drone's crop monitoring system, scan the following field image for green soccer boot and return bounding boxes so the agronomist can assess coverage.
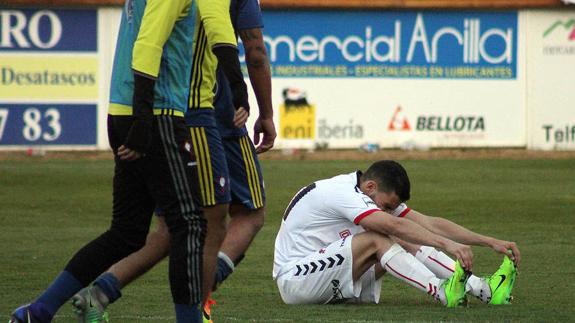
[441,260,471,308]
[487,255,517,305]
[71,285,110,323]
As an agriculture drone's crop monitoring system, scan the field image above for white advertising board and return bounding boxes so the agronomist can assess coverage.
[261,78,526,149]
[254,10,526,149]
[526,10,575,150]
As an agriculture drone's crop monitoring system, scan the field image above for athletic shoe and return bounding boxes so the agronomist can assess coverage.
[9,304,42,323]
[441,261,471,308]
[487,255,517,305]
[203,296,216,323]
[71,286,110,323]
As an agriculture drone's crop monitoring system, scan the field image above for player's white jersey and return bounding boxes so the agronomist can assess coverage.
[273,171,410,279]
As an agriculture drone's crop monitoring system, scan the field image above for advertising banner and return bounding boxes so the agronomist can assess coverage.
[265,78,525,149]
[248,10,525,149]
[0,8,99,148]
[0,55,98,100]
[254,11,518,79]
[526,10,575,150]
[0,104,97,145]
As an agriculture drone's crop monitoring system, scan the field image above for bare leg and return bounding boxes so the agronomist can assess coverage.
[107,202,228,303]
[350,231,395,281]
[392,237,489,301]
[350,231,445,301]
[201,203,228,302]
[219,204,264,262]
[108,217,170,287]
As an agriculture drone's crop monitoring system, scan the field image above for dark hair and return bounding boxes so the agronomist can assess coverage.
[361,160,411,202]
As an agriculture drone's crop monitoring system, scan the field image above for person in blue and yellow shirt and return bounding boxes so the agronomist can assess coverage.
[57,0,274,322]
[9,0,246,322]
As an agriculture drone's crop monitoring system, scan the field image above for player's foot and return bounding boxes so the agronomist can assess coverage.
[9,304,42,323]
[487,255,517,305]
[441,261,470,308]
[71,285,110,323]
[203,295,217,323]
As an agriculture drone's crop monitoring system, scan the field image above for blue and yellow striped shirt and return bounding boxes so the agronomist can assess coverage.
[109,0,236,116]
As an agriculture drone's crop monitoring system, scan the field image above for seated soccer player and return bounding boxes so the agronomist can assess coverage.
[273,160,520,306]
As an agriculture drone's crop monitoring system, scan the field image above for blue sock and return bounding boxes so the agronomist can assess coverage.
[94,272,122,304]
[13,303,51,322]
[214,253,234,286]
[34,271,83,319]
[175,303,201,323]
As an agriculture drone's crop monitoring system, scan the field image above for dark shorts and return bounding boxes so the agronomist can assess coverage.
[189,123,231,207]
[223,135,265,210]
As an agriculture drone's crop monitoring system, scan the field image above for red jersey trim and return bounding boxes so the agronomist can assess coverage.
[398,208,411,218]
[354,209,379,225]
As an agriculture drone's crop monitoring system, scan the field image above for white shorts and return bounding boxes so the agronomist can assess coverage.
[276,235,382,304]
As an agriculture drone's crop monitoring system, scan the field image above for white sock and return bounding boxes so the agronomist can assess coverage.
[467,275,491,303]
[415,246,490,302]
[415,246,454,278]
[218,251,235,271]
[380,244,445,304]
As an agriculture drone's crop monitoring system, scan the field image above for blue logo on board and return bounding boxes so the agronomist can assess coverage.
[254,11,517,78]
[0,9,97,51]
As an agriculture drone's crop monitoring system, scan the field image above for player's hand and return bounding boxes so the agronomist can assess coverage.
[118,145,144,161]
[233,107,249,128]
[489,239,521,268]
[253,117,276,154]
[445,241,473,271]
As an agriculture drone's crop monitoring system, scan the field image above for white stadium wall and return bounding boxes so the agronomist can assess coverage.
[525,10,575,150]
[0,7,573,150]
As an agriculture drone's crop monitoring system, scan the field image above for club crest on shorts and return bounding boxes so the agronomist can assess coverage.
[180,140,197,166]
[339,229,352,239]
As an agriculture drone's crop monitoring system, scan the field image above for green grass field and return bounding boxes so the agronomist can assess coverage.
[1,156,574,322]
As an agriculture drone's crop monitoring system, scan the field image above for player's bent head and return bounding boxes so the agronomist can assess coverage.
[362,160,411,202]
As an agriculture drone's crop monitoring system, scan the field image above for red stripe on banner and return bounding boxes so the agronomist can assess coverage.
[429,256,455,273]
[385,263,426,289]
[427,283,433,294]
[399,208,411,217]
[433,285,438,297]
[354,209,379,224]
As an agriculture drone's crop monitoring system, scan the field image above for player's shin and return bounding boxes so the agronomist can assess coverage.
[380,244,445,303]
[416,246,490,302]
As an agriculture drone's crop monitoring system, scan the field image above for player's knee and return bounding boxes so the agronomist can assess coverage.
[250,208,265,233]
[108,224,148,252]
[154,217,170,237]
[205,204,228,235]
[146,227,171,256]
[364,231,393,253]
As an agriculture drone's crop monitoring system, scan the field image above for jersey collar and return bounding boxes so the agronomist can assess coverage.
[355,170,363,188]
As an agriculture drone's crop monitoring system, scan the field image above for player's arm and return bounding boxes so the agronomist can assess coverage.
[359,211,475,269]
[198,0,249,112]
[120,0,188,160]
[404,209,521,265]
[239,27,276,153]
